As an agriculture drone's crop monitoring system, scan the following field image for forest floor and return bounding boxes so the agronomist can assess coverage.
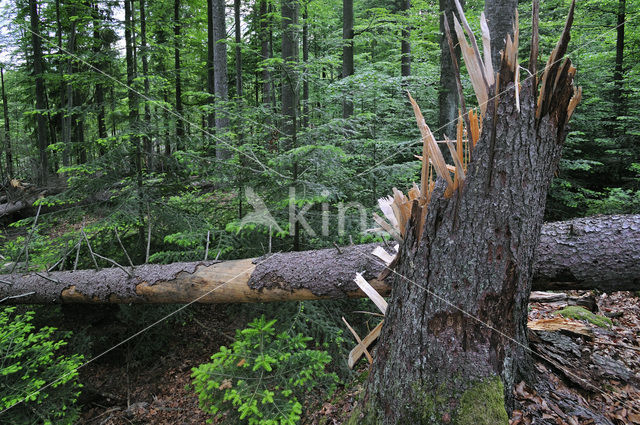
[76,291,640,425]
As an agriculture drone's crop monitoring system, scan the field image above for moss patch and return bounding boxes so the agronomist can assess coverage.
[557,306,612,328]
[455,376,509,425]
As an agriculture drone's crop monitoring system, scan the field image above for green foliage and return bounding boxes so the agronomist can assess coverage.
[0,307,83,425]
[191,315,338,424]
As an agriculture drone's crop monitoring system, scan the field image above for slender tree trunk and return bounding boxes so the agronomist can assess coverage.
[342,0,354,118]
[281,0,298,149]
[484,0,517,71]
[140,0,152,168]
[206,0,215,151]
[64,18,76,166]
[438,0,463,139]
[613,0,625,118]
[124,0,139,146]
[234,0,242,101]
[400,0,411,78]
[29,0,49,186]
[1,68,12,179]
[92,4,108,157]
[174,0,185,150]
[258,0,271,116]
[55,0,69,167]
[350,4,580,423]
[302,4,309,127]
[281,0,299,250]
[214,0,229,158]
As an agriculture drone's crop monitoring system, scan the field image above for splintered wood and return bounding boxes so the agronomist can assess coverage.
[344,1,581,369]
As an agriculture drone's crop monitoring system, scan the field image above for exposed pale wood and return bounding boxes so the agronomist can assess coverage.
[348,320,383,368]
[408,93,454,188]
[454,0,490,90]
[354,272,388,314]
[453,15,489,115]
[372,212,402,242]
[371,246,395,266]
[479,12,494,86]
[343,316,373,365]
[443,14,470,133]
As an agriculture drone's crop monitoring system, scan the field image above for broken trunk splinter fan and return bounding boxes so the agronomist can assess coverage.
[343,0,581,369]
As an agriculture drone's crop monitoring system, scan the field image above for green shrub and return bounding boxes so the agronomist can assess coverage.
[191,315,338,424]
[0,307,83,425]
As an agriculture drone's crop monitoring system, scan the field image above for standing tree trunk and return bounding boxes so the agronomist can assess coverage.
[92,3,108,157]
[342,0,354,118]
[1,67,12,179]
[213,0,229,159]
[234,0,242,102]
[174,0,185,151]
[613,0,625,118]
[258,0,272,110]
[302,4,309,128]
[29,0,49,186]
[281,0,300,250]
[206,0,215,152]
[400,0,411,78]
[350,3,580,423]
[484,0,517,71]
[139,0,152,168]
[281,0,298,150]
[438,0,462,138]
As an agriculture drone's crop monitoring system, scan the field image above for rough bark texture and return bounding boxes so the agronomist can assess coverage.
[438,0,462,138]
[484,0,517,72]
[1,215,638,304]
[29,0,49,186]
[342,0,354,118]
[173,0,184,150]
[281,0,299,151]
[400,0,411,78]
[350,27,579,423]
[213,0,230,158]
[0,67,11,179]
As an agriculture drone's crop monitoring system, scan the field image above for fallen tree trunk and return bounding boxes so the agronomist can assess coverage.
[0,214,638,304]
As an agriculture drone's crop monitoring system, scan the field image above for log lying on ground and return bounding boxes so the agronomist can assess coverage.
[0,214,638,304]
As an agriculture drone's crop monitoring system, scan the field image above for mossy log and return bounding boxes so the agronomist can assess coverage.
[0,214,638,304]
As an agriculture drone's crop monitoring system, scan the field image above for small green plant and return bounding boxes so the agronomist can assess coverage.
[0,307,83,424]
[191,315,338,424]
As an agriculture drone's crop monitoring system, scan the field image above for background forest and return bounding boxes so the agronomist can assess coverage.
[0,0,638,423]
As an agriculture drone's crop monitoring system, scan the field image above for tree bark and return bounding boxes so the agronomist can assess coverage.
[213,0,230,158]
[258,0,271,110]
[281,0,299,151]
[438,0,462,139]
[174,0,185,151]
[613,0,625,118]
[1,67,12,179]
[400,0,411,78]
[1,215,637,304]
[350,4,580,423]
[342,0,354,118]
[206,0,215,152]
[139,0,152,168]
[29,0,49,186]
[484,0,517,72]
[302,4,309,128]
[92,3,108,157]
